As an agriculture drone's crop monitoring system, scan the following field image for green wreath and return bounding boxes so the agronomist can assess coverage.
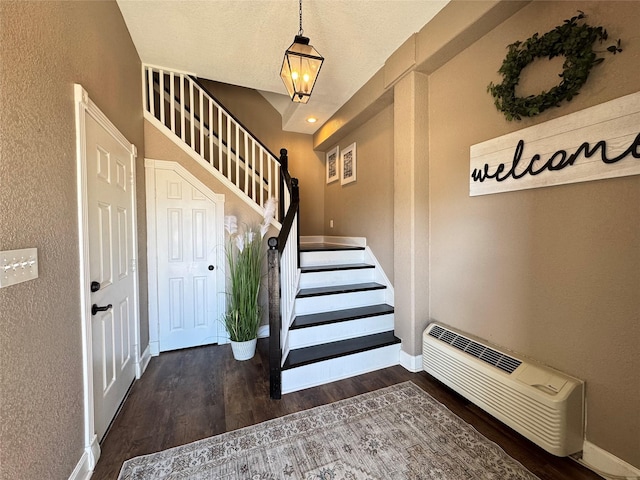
[488,11,622,121]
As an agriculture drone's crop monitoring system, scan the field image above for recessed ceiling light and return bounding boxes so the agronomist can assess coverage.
[306,117,317,123]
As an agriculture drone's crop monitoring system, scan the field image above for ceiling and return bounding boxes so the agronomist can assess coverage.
[117,0,449,134]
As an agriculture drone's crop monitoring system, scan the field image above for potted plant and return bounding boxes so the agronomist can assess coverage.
[223,199,276,360]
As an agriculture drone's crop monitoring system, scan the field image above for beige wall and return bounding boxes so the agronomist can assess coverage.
[283,131,325,236]
[0,1,145,479]
[428,1,639,466]
[199,81,325,235]
[321,0,639,469]
[322,105,395,276]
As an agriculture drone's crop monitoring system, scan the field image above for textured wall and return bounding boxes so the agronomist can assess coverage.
[323,105,395,277]
[428,1,640,467]
[0,2,144,478]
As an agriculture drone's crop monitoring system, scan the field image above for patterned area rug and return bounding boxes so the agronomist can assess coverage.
[118,381,539,479]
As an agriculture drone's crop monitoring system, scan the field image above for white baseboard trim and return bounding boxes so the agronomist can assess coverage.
[399,349,423,373]
[149,340,160,357]
[580,440,640,479]
[139,344,152,376]
[68,452,92,480]
[258,324,270,339]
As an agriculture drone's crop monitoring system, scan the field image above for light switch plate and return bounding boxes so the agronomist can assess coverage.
[0,248,38,288]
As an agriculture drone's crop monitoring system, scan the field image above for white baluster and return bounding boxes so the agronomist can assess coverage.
[199,89,204,157]
[169,72,175,134]
[208,98,214,165]
[235,123,240,189]
[217,107,223,171]
[259,148,265,207]
[180,74,185,142]
[226,113,232,178]
[189,80,195,149]
[244,133,249,195]
[159,70,165,126]
[147,68,155,116]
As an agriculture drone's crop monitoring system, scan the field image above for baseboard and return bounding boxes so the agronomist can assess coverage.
[69,434,100,480]
[139,344,152,376]
[399,349,423,373]
[258,325,270,339]
[68,452,92,480]
[579,440,640,479]
[149,340,160,357]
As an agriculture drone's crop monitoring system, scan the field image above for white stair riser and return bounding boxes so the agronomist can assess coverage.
[289,314,395,349]
[299,268,375,288]
[282,344,401,394]
[295,290,387,315]
[300,250,365,267]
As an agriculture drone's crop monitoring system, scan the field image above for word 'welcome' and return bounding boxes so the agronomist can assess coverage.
[472,134,640,183]
[469,92,640,196]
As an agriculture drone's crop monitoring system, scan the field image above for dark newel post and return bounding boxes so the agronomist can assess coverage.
[291,178,300,269]
[267,236,282,399]
[279,148,288,222]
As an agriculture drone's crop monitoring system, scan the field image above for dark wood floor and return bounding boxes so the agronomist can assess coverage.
[92,339,602,479]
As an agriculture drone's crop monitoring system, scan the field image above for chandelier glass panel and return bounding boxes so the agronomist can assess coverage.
[280,0,323,104]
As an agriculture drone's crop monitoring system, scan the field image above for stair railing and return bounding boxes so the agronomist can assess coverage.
[268,149,300,399]
[143,65,285,221]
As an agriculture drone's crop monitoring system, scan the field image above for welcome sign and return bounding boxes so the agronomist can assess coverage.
[470,91,640,196]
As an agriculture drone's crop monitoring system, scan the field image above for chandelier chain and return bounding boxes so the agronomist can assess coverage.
[298,0,303,36]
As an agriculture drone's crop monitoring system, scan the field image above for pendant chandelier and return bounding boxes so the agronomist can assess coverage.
[280,0,324,104]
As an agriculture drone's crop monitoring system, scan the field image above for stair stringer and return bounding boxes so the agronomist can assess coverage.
[363,246,394,307]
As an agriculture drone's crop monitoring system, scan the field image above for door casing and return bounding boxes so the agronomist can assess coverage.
[145,158,226,356]
[74,84,142,469]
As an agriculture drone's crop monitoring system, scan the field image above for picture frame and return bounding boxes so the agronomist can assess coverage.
[326,146,339,184]
[340,142,356,185]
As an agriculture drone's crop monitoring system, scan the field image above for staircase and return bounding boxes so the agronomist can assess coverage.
[280,240,400,394]
[143,65,401,397]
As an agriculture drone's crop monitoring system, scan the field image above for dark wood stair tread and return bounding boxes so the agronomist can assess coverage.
[300,243,365,252]
[297,282,386,298]
[301,263,374,273]
[282,331,400,370]
[291,304,394,329]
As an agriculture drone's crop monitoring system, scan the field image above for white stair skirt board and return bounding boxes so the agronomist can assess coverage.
[581,440,640,480]
[294,290,388,316]
[281,344,401,394]
[300,249,365,267]
[299,268,375,288]
[289,314,395,349]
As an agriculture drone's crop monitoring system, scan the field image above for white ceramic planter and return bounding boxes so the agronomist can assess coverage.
[230,338,257,361]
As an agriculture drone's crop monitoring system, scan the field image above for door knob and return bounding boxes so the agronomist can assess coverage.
[208,265,215,271]
[91,303,112,315]
[90,281,101,292]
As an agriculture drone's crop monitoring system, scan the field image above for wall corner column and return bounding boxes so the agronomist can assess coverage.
[393,71,430,356]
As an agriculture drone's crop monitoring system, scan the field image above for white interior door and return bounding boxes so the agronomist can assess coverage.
[85,114,137,442]
[155,168,220,351]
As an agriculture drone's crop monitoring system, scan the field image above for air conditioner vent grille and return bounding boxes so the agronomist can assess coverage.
[427,325,522,374]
